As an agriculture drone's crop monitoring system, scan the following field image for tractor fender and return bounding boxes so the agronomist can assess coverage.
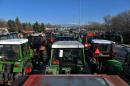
[13,62,23,73]
[0,63,4,72]
[105,59,123,73]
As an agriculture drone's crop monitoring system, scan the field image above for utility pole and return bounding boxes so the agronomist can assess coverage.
[78,0,81,33]
[78,0,81,42]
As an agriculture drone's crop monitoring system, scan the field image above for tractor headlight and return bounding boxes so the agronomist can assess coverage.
[46,68,53,74]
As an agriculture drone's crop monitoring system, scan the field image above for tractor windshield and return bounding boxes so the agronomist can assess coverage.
[0,35,9,40]
[52,48,84,65]
[94,44,111,53]
[0,45,19,60]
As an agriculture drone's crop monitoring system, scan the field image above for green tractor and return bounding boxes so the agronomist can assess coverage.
[0,39,33,84]
[45,41,90,74]
[87,39,122,73]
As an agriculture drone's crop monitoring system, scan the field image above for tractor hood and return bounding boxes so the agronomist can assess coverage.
[11,75,128,86]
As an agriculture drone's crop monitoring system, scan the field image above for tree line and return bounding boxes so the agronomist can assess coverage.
[0,10,130,33]
[82,10,130,32]
[0,17,45,33]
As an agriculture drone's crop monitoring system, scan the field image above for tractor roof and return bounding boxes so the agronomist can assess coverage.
[52,41,84,48]
[92,39,114,44]
[0,39,28,45]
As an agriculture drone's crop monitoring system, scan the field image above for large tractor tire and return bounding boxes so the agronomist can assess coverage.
[104,59,123,74]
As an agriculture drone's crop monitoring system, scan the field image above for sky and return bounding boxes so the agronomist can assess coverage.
[0,0,130,24]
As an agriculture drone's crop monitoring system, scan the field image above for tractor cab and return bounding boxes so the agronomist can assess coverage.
[87,39,116,73]
[0,39,33,84]
[45,41,90,74]
[90,39,115,59]
[27,33,46,51]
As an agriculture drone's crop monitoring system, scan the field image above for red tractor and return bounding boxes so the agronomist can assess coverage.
[82,32,97,48]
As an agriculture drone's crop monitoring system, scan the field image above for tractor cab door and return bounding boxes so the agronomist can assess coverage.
[21,44,30,59]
